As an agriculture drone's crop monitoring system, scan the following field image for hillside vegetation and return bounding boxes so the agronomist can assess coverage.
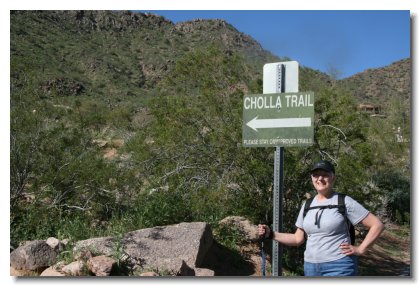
[10,11,410,275]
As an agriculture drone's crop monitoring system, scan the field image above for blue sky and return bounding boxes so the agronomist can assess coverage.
[144,10,410,79]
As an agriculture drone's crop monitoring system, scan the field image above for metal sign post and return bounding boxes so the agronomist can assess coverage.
[264,62,299,276]
[272,145,284,276]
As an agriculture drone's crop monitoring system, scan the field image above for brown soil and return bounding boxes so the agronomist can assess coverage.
[358,223,411,276]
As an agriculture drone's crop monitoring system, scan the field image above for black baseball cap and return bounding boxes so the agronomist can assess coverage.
[311,160,335,174]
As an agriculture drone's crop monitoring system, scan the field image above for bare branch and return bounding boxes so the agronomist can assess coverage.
[318,150,338,164]
[320,124,347,140]
[59,204,91,211]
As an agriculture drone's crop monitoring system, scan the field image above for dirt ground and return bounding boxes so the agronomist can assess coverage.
[202,222,411,277]
[358,223,411,276]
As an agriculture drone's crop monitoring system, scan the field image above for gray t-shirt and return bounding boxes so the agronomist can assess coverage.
[295,192,369,263]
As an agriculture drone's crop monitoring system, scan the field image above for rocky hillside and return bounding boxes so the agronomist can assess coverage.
[338,58,411,108]
[12,10,410,108]
[11,10,279,102]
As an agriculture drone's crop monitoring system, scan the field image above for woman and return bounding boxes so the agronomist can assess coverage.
[258,160,384,276]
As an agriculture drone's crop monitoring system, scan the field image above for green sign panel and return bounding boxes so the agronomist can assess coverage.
[242,92,314,147]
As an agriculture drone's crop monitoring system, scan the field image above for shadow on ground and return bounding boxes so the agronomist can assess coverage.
[200,241,256,276]
[358,225,410,276]
[359,252,410,276]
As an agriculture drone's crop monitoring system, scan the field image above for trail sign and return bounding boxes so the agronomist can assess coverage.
[242,61,315,276]
[242,61,314,276]
[242,91,314,147]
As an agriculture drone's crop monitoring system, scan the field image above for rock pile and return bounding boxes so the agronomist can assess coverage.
[10,222,214,277]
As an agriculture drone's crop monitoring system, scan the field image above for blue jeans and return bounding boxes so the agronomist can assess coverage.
[304,256,358,276]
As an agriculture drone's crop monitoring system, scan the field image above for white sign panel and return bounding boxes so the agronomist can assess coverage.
[263,61,299,93]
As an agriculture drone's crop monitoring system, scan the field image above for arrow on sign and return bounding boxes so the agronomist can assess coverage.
[246,116,311,132]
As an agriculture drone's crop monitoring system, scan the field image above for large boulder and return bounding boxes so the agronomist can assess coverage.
[10,240,60,271]
[122,222,213,274]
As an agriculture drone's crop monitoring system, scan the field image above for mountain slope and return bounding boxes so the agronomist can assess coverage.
[338,58,411,107]
[11,10,281,102]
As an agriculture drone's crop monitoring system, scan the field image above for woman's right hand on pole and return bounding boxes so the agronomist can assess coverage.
[258,224,271,238]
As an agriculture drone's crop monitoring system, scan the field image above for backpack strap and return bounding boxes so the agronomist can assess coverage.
[303,197,315,218]
[303,196,340,217]
[337,193,346,216]
[337,193,356,245]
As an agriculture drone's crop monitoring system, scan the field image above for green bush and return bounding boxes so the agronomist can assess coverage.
[374,170,410,223]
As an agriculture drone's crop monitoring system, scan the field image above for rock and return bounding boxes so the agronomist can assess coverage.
[73,236,116,258]
[111,139,124,148]
[10,240,59,271]
[10,266,40,276]
[219,216,259,242]
[18,240,32,247]
[103,147,118,159]
[61,239,70,246]
[92,139,108,148]
[140,271,159,276]
[40,266,66,276]
[74,250,93,262]
[61,261,84,276]
[46,237,62,251]
[87,255,117,276]
[123,222,213,274]
[194,267,215,276]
